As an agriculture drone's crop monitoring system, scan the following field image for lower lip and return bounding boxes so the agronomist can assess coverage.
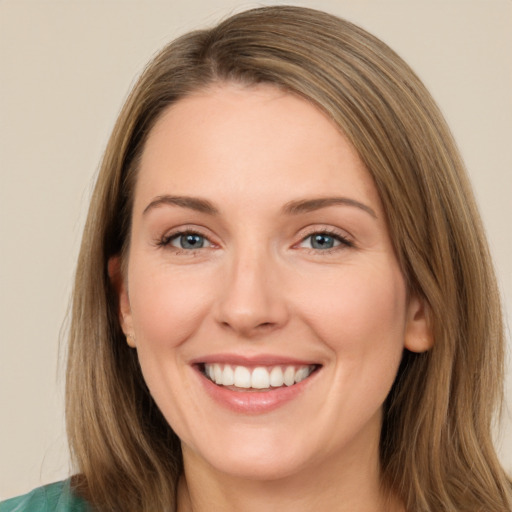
[195,367,319,414]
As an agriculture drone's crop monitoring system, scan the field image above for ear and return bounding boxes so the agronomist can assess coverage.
[404,293,433,353]
[108,256,136,347]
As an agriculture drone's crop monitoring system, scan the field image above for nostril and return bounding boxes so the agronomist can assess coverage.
[219,319,277,335]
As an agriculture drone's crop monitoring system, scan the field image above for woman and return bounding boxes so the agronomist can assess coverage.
[2,5,510,512]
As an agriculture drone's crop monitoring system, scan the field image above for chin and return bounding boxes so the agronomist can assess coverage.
[182,427,318,482]
[209,450,312,482]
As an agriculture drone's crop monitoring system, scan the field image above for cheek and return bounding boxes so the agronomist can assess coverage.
[300,263,408,431]
[128,260,213,350]
[297,262,407,359]
[126,261,215,430]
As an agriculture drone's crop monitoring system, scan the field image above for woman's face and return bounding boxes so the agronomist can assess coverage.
[115,83,430,481]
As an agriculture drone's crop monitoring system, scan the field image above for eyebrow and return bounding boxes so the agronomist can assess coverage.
[282,197,377,218]
[142,194,376,219]
[143,195,219,216]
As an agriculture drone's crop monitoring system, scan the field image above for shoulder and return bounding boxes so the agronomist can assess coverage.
[0,480,91,512]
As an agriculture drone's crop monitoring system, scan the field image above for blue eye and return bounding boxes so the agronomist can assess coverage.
[299,232,350,250]
[169,233,210,250]
[310,234,338,249]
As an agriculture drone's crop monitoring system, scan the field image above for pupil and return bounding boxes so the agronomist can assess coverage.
[312,234,334,249]
[182,234,203,249]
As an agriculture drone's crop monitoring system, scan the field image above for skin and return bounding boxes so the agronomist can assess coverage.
[112,83,432,511]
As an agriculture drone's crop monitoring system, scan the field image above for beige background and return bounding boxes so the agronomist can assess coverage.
[1,0,511,500]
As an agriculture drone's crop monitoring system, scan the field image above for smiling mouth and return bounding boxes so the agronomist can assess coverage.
[200,363,320,390]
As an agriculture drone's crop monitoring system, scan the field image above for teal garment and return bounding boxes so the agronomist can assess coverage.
[0,480,91,512]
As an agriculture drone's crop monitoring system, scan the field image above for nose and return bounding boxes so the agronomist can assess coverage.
[214,247,289,338]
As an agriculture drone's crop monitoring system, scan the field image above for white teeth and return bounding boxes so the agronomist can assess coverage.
[295,366,310,383]
[204,363,315,389]
[283,366,295,386]
[251,367,270,389]
[269,366,284,387]
[214,364,223,383]
[233,366,251,388]
[222,365,234,386]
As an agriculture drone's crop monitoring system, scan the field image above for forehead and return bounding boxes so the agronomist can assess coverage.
[135,83,381,214]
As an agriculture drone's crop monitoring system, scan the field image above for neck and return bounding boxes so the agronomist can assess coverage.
[177,438,404,512]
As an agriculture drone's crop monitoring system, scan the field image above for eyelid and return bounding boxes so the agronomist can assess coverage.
[295,226,355,250]
[156,225,218,249]
[169,232,213,249]
[300,225,353,240]
[154,224,354,252]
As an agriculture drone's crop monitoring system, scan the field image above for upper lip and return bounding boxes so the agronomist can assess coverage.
[190,353,320,367]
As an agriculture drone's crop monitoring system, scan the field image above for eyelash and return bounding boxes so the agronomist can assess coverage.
[156,228,210,253]
[156,228,354,254]
[298,228,354,253]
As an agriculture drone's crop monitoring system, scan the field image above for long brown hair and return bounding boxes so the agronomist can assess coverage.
[66,6,511,511]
